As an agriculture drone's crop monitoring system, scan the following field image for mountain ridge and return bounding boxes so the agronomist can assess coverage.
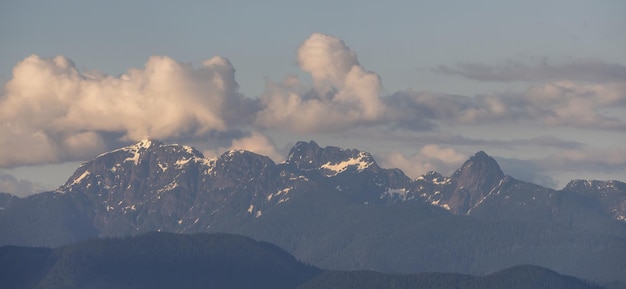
[1,139,625,287]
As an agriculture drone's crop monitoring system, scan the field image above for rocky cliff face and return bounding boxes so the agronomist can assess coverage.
[446,151,506,214]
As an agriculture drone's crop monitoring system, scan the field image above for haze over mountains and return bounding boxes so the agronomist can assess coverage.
[1,140,625,288]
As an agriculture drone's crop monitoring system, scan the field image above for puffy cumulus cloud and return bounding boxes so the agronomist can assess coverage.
[0,173,50,197]
[229,132,283,161]
[379,145,467,179]
[203,132,283,162]
[256,33,386,133]
[298,33,359,93]
[522,81,626,129]
[0,54,255,167]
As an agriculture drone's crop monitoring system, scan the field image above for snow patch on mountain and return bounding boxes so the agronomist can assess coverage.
[69,170,90,187]
[433,177,451,185]
[467,179,505,215]
[267,187,292,204]
[175,158,192,168]
[381,188,410,201]
[181,145,196,155]
[157,181,179,193]
[121,139,157,165]
[124,150,141,165]
[321,152,373,176]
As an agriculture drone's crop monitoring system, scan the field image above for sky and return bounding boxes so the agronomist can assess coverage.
[1,0,625,197]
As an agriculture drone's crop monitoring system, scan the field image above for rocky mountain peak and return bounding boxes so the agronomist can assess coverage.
[214,149,277,178]
[563,179,624,191]
[285,141,322,170]
[421,171,445,182]
[453,151,505,182]
[59,139,209,193]
[444,151,506,214]
[285,141,377,175]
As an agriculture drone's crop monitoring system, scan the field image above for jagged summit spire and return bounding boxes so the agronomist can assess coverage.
[458,151,504,179]
[288,140,320,155]
[472,151,489,159]
[285,140,323,167]
[441,151,506,214]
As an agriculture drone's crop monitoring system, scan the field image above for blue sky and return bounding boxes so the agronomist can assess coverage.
[1,0,625,196]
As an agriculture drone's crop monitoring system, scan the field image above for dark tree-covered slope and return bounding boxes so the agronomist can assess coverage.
[0,233,605,289]
[0,232,320,289]
[298,265,604,289]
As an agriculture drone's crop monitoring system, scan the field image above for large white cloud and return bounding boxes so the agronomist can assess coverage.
[0,55,252,167]
[256,33,386,133]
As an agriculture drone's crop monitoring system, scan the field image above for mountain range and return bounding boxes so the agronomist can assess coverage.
[1,140,625,287]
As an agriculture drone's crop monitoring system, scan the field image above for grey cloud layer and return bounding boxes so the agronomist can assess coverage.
[0,173,50,197]
[433,59,626,83]
[389,81,626,130]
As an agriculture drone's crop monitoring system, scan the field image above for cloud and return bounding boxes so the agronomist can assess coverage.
[380,131,585,150]
[256,33,386,133]
[433,59,626,83]
[538,147,626,173]
[203,131,283,162]
[522,81,626,129]
[379,145,467,179]
[425,58,626,131]
[496,147,626,189]
[389,80,626,131]
[494,157,558,189]
[386,91,509,127]
[2,33,625,171]
[0,54,255,167]
[0,173,50,197]
[228,132,283,161]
